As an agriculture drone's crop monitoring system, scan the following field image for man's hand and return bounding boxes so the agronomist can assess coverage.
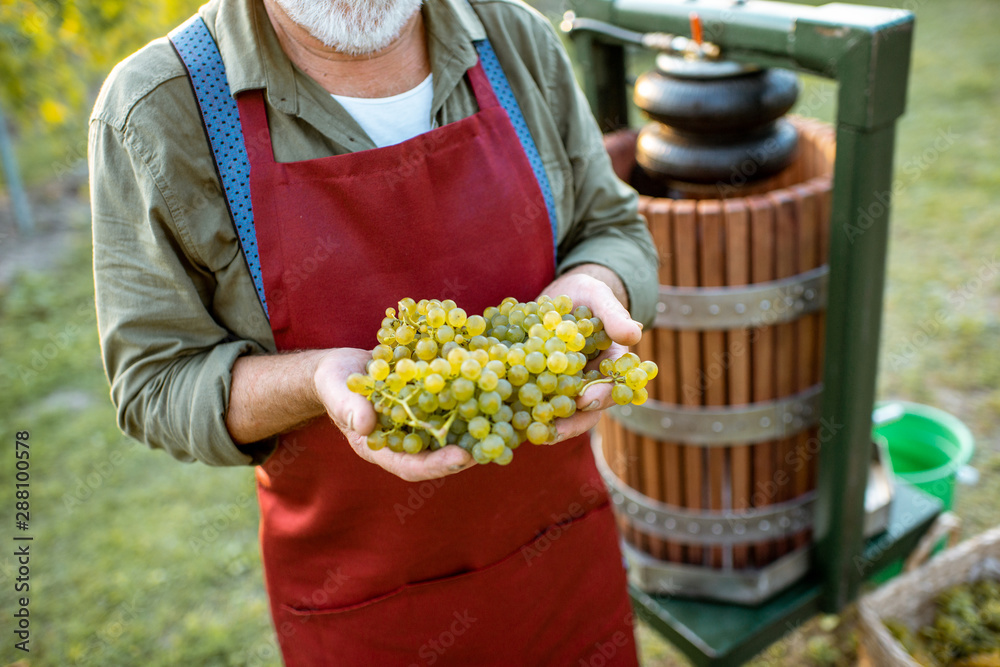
[535,265,643,443]
[313,349,474,482]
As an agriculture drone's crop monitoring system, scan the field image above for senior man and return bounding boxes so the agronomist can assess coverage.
[90,0,658,663]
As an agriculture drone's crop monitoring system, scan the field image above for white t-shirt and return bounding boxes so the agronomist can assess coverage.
[331,74,434,148]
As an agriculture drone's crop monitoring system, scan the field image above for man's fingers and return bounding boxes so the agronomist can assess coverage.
[553,409,601,443]
[315,349,377,435]
[584,280,642,347]
[365,444,474,482]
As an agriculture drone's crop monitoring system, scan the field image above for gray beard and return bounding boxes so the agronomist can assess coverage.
[273,0,423,56]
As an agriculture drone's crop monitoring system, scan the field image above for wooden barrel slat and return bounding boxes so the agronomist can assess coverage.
[698,200,729,569]
[723,199,753,569]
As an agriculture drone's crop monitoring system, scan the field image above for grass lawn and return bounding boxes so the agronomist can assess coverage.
[0,0,997,664]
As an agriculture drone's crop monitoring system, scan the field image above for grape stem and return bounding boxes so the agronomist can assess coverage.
[371,388,457,447]
[579,377,615,394]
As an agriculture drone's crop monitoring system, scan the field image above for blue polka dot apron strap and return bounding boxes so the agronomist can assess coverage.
[168,17,269,319]
[472,39,559,263]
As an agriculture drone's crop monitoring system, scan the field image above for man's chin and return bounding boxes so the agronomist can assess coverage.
[275,0,423,55]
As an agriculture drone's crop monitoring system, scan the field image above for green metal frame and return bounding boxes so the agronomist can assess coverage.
[565,0,924,662]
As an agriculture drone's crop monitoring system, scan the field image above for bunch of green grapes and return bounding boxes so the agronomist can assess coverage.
[347,295,657,465]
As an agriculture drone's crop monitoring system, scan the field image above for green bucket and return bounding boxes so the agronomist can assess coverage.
[868,402,974,582]
[873,401,975,511]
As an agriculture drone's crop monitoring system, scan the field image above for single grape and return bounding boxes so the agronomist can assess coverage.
[543,337,566,354]
[531,401,554,423]
[447,308,467,328]
[478,369,499,391]
[525,351,547,374]
[403,433,424,454]
[518,383,543,407]
[614,353,641,374]
[576,318,594,337]
[366,431,388,450]
[599,358,615,376]
[557,374,582,396]
[369,359,390,381]
[427,307,447,328]
[524,336,545,353]
[451,378,476,401]
[478,391,502,415]
[418,391,439,413]
[393,345,412,361]
[415,338,438,361]
[387,432,404,452]
[555,320,578,343]
[632,387,649,405]
[553,295,573,315]
[390,404,408,424]
[625,367,648,390]
[395,324,415,345]
[480,434,505,458]
[437,389,456,410]
[468,416,491,439]
[543,310,562,330]
[465,315,487,336]
[398,298,417,317]
[526,421,550,445]
[494,446,514,466]
[528,323,549,339]
[460,358,482,381]
[385,373,406,393]
[373,344,393,361]
[395,358,417,382]
[535,372,558,395]
[639,360,658,380]
[347,373,372,394]
[376,327,395,345]
[471,443,492,465]
[507,364,529,386]
[458,398,480,420]
[573,305,593,320]
[551,395,576,418]
[494,403,514,423]
[512,410,532,431]
[435,325,455,343]
[593,330,612,351]
[611,384,634,405]
[547,351,569,373]
[424,373,445,394]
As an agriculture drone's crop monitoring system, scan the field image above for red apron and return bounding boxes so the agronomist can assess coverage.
[238,57,637,666]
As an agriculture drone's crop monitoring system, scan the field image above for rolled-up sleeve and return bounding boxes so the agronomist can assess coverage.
[90,118,269,466]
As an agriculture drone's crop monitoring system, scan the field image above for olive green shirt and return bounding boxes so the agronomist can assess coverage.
[89,0,658,466]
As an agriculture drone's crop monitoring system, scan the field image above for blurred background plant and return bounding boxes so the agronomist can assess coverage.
[0,0,195,192]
